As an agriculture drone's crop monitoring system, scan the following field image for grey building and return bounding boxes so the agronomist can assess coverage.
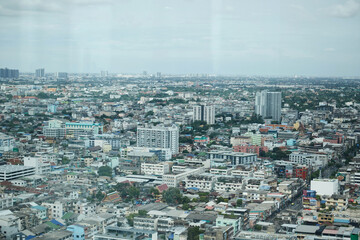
[255,90,282,122]
[0,68,19,78]
[35,68,45,78]
[193,105,215,124]
[137,125,179,155]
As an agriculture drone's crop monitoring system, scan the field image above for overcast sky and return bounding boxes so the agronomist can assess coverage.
[0,0,359,76]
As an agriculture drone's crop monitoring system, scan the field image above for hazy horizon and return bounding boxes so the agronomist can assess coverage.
[0,0,359,76]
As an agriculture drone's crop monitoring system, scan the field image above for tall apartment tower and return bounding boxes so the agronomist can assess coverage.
[35,68,45,78]
[193,105,215,124]
[137,125,179,155]
[100,70,108,77]
[56,72,68,79]
[255,91,281,122]
[0,68,19,78]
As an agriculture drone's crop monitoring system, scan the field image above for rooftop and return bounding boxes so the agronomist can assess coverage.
[0,165,35,173]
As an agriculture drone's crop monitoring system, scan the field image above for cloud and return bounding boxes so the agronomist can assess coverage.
[328,0,360,18]
[0,0,114,16]
[324,48,336,52]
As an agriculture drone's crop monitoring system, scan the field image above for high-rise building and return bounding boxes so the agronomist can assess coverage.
[156,72,161,78]
[35,68,45,78]
[193,105,215,124]
[255,90,281,122]
[137,125,179,155]
[56,72,68,79]
[100,70,108,77]
[0,68,19,78]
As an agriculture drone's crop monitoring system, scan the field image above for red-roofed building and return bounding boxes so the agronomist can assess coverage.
[103,191,121,203]
[156,184,168,193]
[233,145,268,156]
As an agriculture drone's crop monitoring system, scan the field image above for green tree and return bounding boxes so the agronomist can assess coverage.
[98,166,113,177]
[96,191,105,201]
[236,199,243,207]
[126,213,136,226]
[128,186,140,199]
[254,224,262,231]
[162,187,182,205]
[149,187,160,196]
[187,226,203,240]
[145,111,154,117]
[199,196,209,202]
[62,157,70,165]
[216,197,225,204]
[138,210,148,216]
[182,203,190,210]
[182,196,190,204]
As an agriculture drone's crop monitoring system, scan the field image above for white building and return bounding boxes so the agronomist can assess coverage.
[0,194,13,209]
[141,162,171,175]
[43,119,66,138]
[185,174,215,191]
[162,167,205,187]
[210,168,231,176]
[23,156,51,175]
[0,133,15,152]
[0,165,35,181]
[133,217,174,232]
[193,105,215,124]
[289,152,328,168]
[42,201,64,218]
[214,177,243,192]
[137,124,179,155]
[0,213,20,239]
[311,179,339,196]
[74,202,96,216]
[126,147,172,161]
[207,151,257,166]
[65,121,103,138]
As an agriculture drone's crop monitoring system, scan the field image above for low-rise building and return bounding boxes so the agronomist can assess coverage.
[141,162,171,175]
[185,174,215,191]
[215,215,241,234]
[214,177,243,192]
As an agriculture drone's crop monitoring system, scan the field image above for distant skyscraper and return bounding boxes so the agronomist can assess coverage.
[137,125,179,155]
[56,72,68,79]
[143,71,147,76]
[0,68,19,78]
[35,68,45,78]
[193,105,215,124]
[100,70,108,77]
[255,90,282,122]
[156,72,161,78]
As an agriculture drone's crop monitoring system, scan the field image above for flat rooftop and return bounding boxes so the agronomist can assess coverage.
[0,165,35,173]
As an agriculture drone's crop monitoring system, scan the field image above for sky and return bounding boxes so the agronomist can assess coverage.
[0,0,359,76]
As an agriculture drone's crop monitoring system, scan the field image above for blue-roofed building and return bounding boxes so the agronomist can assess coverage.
[50,219,64,227]
[31,205,47,219]
[67,224,85,240]
[286,139,296,146]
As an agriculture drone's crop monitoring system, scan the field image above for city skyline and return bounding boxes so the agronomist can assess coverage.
[0,0,359,76]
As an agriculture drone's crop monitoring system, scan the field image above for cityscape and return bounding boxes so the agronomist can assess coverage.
[1,0,360,240]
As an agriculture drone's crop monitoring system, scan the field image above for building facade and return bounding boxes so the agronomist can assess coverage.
[193,105,215,124]
[137,125,179,155]
[255,91,281,122]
